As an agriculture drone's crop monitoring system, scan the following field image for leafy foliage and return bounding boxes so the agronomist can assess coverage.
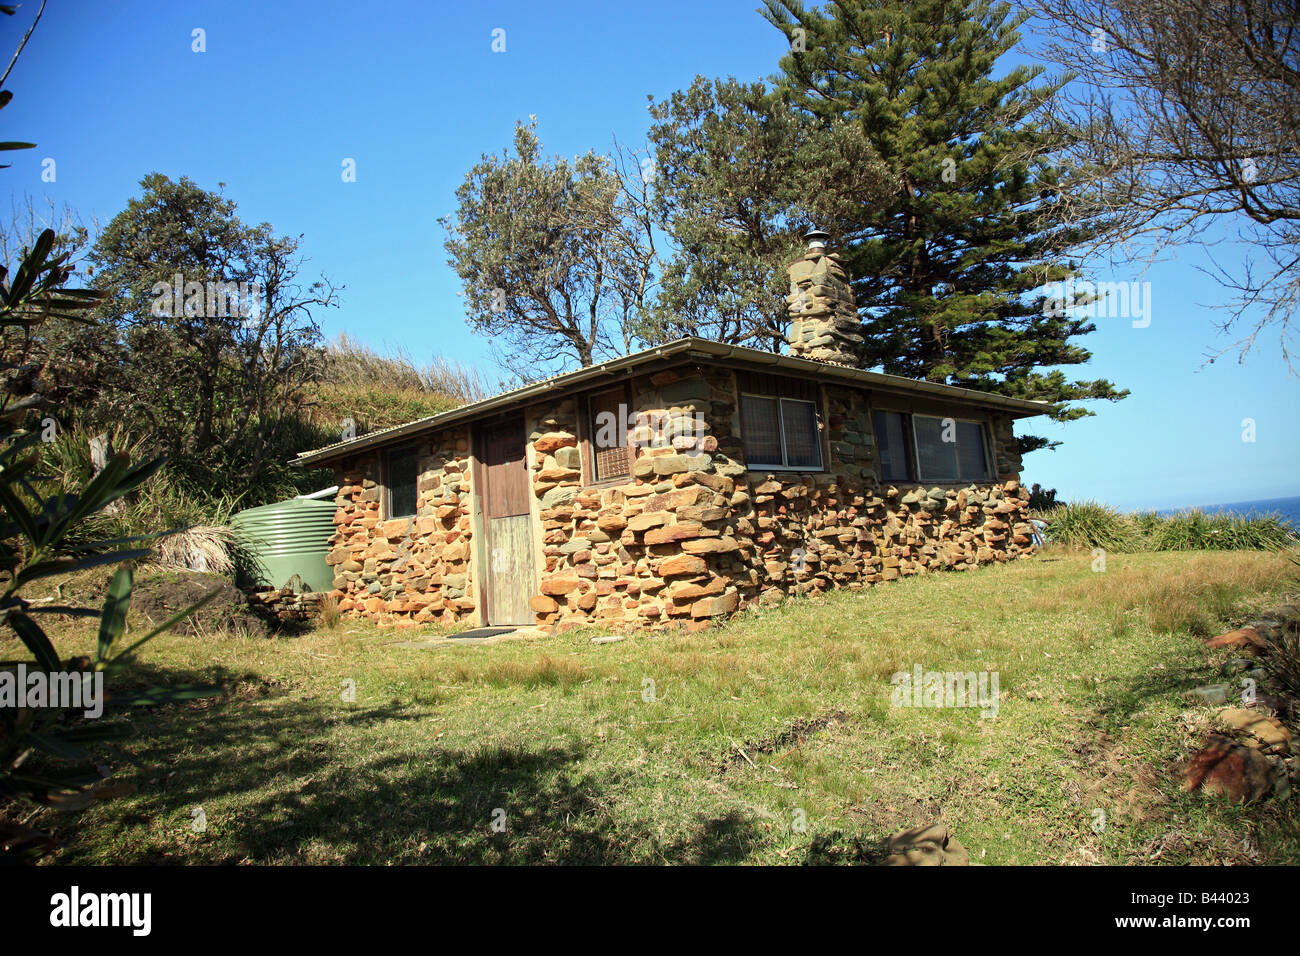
[441,120,657,373]
[0,226,225,861]
[1032,0,1300,370]
[1026,482,1059,511]
[85,173,339,487]
[645,77,894,349]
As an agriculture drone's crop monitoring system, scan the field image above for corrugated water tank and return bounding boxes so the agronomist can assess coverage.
[231,494,337,592]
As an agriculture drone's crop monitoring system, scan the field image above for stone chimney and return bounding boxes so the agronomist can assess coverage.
[785,229,863,365]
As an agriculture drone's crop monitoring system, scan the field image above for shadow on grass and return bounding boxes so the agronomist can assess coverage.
[48,663,765,865]
[1087,661,1210,731]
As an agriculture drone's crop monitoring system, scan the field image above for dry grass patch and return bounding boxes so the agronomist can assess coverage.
[1032,550,1298,637]
[482,653,589,690]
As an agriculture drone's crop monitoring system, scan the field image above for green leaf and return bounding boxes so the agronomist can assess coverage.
[60,455,165,531]
[0,480,40,547]
[66,548,151,573]
[22,606,102,618]
[6,229,55,305]
[26,732,89,762]
[7,610,60,671]
[13,556,77,585]
[106,585,223,668]
[97,567,132,662]
[108,684,221,707]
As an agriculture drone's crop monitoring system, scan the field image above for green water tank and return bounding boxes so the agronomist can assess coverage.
[231,493,337,592]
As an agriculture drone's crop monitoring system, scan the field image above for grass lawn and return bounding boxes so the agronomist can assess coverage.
[25,548,1300,865]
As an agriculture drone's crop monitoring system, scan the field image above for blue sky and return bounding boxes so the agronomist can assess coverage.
[5,0,1296,510]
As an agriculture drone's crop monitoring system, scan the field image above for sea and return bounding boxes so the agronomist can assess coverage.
[1158,495,1300,529]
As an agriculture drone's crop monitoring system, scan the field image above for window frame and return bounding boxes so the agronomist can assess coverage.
[383,445,420,520]
[739,391,826,472]
[580,383,635,486]
[873,408,916,483]
[873,408,995,484]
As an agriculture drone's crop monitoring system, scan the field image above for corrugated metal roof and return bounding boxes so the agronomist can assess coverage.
[293,337,1053,467]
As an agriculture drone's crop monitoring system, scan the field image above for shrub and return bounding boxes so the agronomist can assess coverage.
[316,593,342,630]
[1041,501,1140,552]
[1151,509,1296,551]
[1040,501,1296,553]
[1026,483,1058,512]
[1260,616,1300,705]
[35,424,247,555]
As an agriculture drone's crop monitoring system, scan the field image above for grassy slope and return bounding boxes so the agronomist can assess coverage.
[33,549,1300,865]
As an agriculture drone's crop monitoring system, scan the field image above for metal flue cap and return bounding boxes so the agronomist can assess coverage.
[804,228,831,251]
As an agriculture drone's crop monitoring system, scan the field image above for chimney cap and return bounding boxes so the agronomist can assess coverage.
[803,228,831,250]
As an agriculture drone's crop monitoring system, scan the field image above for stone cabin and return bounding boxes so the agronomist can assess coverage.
[295,235,1050,631]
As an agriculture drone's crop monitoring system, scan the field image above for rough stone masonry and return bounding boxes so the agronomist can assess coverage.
[321,236,1034,631]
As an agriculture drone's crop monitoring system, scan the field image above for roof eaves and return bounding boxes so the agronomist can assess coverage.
[294,337,1051,467]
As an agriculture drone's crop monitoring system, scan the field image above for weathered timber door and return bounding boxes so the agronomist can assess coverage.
[476,417,536,626]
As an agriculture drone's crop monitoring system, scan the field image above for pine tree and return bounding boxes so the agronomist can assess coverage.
[763,0,1127,452]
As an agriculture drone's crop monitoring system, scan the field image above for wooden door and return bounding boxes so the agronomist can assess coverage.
[477,417,536,626]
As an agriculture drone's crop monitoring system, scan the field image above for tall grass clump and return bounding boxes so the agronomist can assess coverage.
[1260,617,1300,705]
[1041,500,1296,553]
[1151,509,1296,551]
[315,333,492,404]
[1041,501,1140,552]
[35,424,250,570]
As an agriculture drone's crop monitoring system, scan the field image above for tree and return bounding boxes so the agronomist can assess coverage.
[0,5,217,864]
[1027,0,1300,369]
[763,0,1128,452]
[441,120,657,374]
[645,77,895,350]
[88,174,338,484]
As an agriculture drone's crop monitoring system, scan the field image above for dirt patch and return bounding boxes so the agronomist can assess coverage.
[721,709,849,772]
[127,570,272,636]
[1070,731,1165,825]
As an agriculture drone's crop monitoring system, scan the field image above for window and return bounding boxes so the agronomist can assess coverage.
[741,393,824,471]
[587,387,633,482]
[386,447,419,518]
[873,411,992,483]
[873,410,912,482]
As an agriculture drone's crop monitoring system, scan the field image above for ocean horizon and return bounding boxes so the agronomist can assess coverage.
[1157,494,1300,528]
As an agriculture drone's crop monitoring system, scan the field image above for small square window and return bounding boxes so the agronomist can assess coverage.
[386,447,419,518]
[913,415,959,482]
[882,413,992,483]
[587,387,633,482]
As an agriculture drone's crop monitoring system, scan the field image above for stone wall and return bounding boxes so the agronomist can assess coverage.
[991,414,1023,480]
[244,585,331,627]
[514,364,1033,633]
[325,365,1035,631]
[325,426,477,628]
